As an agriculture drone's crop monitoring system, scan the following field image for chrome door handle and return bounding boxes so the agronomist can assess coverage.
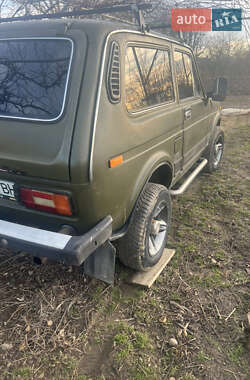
[184,108,192,120]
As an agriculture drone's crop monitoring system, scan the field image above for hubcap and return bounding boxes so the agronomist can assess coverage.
[148,201,168,257]
[213,137,223,167]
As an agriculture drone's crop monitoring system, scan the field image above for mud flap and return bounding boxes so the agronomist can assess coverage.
[83,241,116,284]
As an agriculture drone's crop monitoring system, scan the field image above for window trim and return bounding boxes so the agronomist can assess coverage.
[0,37,74,123]
[124,43,176,115]
[190,51,206,100]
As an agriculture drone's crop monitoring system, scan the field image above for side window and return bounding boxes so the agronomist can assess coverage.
[125,46,175,112]
[174,51,194,100]
[174,51,203,100]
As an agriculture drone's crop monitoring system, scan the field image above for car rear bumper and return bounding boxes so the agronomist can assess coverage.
[0,216,113,266]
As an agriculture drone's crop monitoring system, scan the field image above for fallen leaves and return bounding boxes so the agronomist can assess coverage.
[18,341,26,351]
[159,316,167,324]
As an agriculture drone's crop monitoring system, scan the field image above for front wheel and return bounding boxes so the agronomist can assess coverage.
[118,183,172,272]
[205,130,225,173]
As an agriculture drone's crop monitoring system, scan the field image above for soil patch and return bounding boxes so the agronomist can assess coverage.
[0,115,249,380]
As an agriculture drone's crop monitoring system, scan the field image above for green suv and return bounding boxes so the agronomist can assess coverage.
[0,10,226,283]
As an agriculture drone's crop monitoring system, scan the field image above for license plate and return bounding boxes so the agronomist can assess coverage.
[0,180,16,200]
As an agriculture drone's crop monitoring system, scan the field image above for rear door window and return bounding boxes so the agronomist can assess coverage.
[0,38,73,121]
[125,46,175,112]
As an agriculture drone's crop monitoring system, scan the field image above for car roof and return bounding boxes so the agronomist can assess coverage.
[0,18,185,46]
[0,18,134,33]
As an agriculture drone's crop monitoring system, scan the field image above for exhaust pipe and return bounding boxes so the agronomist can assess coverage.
[33,256,48,265]
[33,224,76,265]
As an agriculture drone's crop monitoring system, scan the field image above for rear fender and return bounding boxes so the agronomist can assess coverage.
[125,152,173,227]
[112,153,173,240]
[130,152,173,204]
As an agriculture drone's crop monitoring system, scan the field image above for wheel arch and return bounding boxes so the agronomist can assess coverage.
[148,162,173,188]
[112,154,174,240]
[203,111,223,159]
[128,156,173,223]
[210,112,222,143]
[130,156,173,205]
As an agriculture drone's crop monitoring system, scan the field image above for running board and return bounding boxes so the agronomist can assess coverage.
[170,159,208,196]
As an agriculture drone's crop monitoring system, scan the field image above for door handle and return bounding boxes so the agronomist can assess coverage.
[184,108,192,120]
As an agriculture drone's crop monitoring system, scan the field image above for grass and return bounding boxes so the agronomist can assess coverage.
[189,269,230,288]
[114,332,133,361]
[0,120,249,380]
[134,332,153,350]
[113,323,153,363]
[11,368,32,380]
[180,376,198,380]
[197,351,212,362]
[131,367,157,380]
[228,344,245,365]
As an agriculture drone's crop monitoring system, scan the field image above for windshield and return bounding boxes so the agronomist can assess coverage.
[0,38,73,121]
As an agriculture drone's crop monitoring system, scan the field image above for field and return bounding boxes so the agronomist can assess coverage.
[0,115,249,380]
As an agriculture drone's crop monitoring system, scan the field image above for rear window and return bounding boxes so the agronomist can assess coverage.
[0,38,73,121]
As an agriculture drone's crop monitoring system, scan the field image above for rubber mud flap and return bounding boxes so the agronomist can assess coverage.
[84,241,116,284]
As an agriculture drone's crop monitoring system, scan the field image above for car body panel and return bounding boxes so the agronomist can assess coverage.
[0,20,220,237]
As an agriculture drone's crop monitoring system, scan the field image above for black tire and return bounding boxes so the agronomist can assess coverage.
[118,183,172,272]
[205,130,225,173]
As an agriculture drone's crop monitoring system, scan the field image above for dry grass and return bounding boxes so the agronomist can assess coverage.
[0,115,249,380]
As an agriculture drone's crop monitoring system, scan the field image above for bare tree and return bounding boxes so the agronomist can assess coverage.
[198,31,250,96]
[146,0,250,54]
[8,0,127,16]
[2,0,250,97]
[0,0,11,16]
[3,0,250,51]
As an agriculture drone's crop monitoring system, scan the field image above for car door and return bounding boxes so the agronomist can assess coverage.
[123,43,184,177]
[173,49,210,170]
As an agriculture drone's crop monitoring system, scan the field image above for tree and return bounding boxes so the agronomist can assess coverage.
[3,0,250,53]
[198,32,250,95]
[146,0,250,54]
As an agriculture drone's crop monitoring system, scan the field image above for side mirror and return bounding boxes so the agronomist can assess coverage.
[208,77,227,101]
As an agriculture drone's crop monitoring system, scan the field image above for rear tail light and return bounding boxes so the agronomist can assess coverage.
[20,188,72,216]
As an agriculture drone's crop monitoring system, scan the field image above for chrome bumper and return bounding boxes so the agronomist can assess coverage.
[0,216,113,266]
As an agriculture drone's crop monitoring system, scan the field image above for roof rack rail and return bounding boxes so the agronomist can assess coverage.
[150,22,184,41]
[0,3,152,33]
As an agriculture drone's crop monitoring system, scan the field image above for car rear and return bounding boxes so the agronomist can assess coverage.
[0,19,92,224]
[0,20,115,276]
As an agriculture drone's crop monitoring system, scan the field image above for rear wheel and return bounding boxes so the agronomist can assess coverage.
[205,130,224,173]
[118,183,172,271]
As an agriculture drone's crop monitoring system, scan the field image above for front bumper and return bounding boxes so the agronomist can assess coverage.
[0,216,113,266]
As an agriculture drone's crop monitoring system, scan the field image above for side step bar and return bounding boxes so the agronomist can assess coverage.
[170,159,208,196]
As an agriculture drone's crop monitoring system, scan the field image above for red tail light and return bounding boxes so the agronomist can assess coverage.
[20,188,72,216]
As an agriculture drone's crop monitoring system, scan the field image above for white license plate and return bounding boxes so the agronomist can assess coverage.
[0,180,16,200]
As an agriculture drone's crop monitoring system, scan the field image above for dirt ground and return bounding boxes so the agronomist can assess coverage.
[222,95,250,109]
[0,106,249,380]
